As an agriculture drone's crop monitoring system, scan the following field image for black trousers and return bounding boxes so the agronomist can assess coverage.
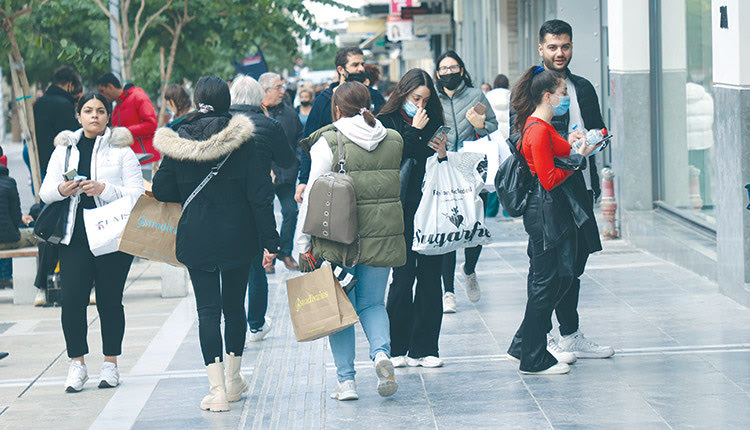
[507,190,576,372]
[442,192,487,293]
[188,264,251,366]
[59,223,134,358]
[387,204,444,358]
[553,192,593,336]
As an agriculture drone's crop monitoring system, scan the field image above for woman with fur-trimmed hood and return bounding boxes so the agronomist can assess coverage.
[39,93,144,394]
[152,76,279,412]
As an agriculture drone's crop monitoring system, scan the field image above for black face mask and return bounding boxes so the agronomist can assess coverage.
[300,101,311,106]
[438,73,462,91]
[345,71,367,83]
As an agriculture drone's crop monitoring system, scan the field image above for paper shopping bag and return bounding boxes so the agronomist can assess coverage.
[118,195,184,267]
[285,265,359,342]
[83,195,137,256]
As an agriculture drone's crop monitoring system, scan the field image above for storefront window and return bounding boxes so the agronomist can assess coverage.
[658,0,715,226]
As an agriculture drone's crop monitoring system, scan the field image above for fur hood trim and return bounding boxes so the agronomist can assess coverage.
[153,115,255,161]
[54,127,133,148]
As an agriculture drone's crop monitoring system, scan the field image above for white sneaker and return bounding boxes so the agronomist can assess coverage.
[247,318,272,343]
[34,289,47,307]
[520,362,570,375]
[559,330,614,359]
[65,360,88,392]
[373,352,398,397]
[98,362,120,388]
[461,264,481,302]
[443,292,456,313]
[330,379,358,401]
[406,356,444,368]
[89,288,96,305]
[391,356,407,368]
[547,333,577,364]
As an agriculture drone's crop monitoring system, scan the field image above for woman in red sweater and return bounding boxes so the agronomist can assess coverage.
[505,66,601,375]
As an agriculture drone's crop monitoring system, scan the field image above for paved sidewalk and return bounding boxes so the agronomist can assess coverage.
[1,215,749,429]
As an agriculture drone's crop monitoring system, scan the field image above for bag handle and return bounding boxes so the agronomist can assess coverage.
[339,235,361,269]
[336,131,347,174]
[64,146,71,172]
[182,153,231,214]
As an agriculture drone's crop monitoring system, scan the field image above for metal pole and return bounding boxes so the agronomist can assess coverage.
[0,66,4,145]
[109,0,122,81]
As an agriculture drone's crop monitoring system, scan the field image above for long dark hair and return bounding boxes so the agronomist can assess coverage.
[435,51,473,88]
[510,66,563,133]
[331,82,377,127]
[378,68,444,125]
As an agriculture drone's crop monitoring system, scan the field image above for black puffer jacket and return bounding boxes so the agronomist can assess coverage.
[378,110,442,208]
[264,102,303,185]
[0,165,21,243]
[152,112,279,271]
[33,85,79,175]
[229,104,296,175]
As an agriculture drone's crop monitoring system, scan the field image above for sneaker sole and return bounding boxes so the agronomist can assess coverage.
[375,359,398,397]
[519,363,571,375]
[65,385,83,393]
[331,392,359,401]
[443,308,456,313]
[98,380,118,389]
[505,353,520,364]
[573,350,615,359]
[200,402,230,412]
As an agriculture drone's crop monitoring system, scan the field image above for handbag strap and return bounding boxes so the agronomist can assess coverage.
[336,131,347,174]
[182,153,231,214]
[64,146,71,171]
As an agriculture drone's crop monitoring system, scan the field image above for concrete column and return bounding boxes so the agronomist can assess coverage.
[607,0,653,210]
[712,0,750,306]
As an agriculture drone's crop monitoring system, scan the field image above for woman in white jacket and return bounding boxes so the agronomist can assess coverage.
[39,93,143,393]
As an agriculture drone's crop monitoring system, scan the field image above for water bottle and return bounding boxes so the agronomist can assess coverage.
[571,125,608,150]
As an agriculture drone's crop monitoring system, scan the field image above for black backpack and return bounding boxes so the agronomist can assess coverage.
[494,122,538,217]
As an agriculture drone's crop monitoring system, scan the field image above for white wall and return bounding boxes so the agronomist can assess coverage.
[607,0,649,72]
[712,0,750,86]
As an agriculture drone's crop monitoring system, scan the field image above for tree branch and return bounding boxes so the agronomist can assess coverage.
[91,0,116,23]
[133,0,146,38]
[10,6,32,21]
[131,0,172,58]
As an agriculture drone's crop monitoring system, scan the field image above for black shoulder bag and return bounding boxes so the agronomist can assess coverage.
[34,147,73,244]
[494,121,539,217]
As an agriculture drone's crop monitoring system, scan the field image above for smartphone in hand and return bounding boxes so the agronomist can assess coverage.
[473,102,487,115]
[63,169,78,181]
[430,126,452,145]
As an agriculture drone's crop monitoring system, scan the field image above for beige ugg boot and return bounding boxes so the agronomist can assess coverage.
[224,352,248,402]
[200,358,230,412]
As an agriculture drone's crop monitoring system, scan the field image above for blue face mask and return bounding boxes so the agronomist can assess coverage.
[403,99,419,117]
[551,95,570,116]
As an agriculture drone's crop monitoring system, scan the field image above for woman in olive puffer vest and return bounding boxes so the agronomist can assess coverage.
[295,82,405,401]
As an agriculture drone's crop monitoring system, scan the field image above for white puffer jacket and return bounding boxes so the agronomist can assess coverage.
[485,87,511,139]
[686,82,714,151]
[39,127,144,245]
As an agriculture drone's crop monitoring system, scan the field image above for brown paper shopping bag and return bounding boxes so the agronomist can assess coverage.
[285,265,359,342]
[118,195,184,267]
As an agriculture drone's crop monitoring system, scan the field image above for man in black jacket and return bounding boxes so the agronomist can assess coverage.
[230,75,296,341]
[535,19,614,359]
[31,66,81,306]
[33,66,81,179]
[258,72,304,272]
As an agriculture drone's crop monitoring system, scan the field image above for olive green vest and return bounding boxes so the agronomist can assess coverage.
[311,128,406,268]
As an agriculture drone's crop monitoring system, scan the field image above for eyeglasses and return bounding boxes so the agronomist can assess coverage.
[438,65,460,73]
[272,85,285,91]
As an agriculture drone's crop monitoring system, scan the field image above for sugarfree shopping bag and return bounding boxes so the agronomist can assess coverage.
[285,264,359,342]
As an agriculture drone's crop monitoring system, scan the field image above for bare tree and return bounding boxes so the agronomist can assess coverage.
[157,0,193,126]
[91,0,173,82]
[1,1,49,201]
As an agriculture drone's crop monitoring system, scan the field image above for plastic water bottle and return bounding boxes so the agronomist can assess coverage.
[571,125,608,150]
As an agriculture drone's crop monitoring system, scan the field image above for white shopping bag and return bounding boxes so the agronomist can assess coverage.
[83,195,137,256]
[412,152,493,255]
[460,129,509,192]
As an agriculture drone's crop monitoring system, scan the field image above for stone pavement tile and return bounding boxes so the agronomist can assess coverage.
[535,393,667,427]
[697,351,750,392]
[643,393,750,429]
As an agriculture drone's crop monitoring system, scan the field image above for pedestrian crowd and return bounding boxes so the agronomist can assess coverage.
[0,19,614,409]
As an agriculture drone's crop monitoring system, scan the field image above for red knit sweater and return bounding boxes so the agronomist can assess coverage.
[519,117,573,191]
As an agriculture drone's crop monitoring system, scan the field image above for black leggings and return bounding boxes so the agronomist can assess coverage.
[188,265,251,366]
[442,191,487,293]
[59,226,134,358]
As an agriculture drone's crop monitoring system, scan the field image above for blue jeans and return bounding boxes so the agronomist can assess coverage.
[328,265,391,382]
[275,184,298,257]
[246,252,268,330]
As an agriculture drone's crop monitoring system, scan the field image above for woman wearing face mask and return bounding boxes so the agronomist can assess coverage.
[39,93,144,392]
[504,66,601,375]
[377,69,448,368]
[296,88,314,128]
[434,51,498,313]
